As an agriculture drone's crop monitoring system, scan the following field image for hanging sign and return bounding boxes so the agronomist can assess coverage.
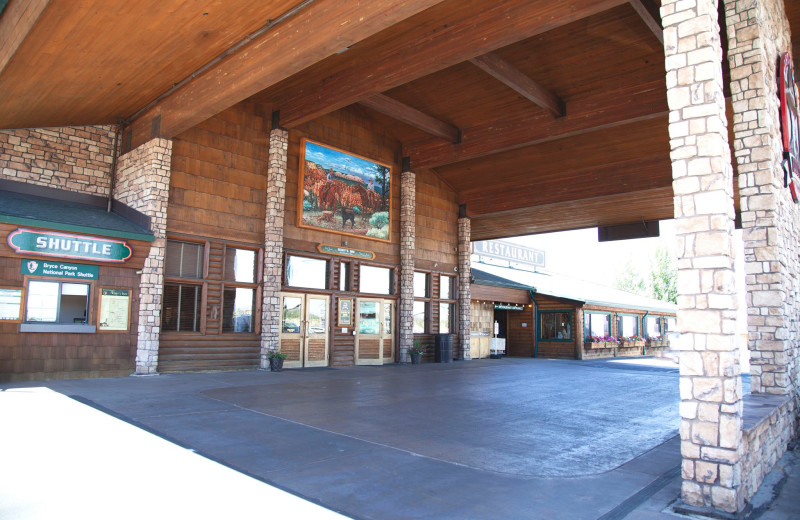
[494,303,525,311]
[318,244,375,260]
[7,228,133,263]
[779,52,800,203]
[473,240,545,269]
[21,259,98,280]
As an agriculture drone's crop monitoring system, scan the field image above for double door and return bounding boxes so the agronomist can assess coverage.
[355,299,394,365]
[279,293,330,368]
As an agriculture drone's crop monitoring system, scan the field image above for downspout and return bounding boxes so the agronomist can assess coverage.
[107,125,121,212]
[642,310,649,356]
[529,289,538,358]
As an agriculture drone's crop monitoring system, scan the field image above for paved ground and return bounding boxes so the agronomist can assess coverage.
[0,357,796,519]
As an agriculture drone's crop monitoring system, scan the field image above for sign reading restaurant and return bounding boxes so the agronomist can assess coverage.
[7,228,133,263]
[473,240,545,269]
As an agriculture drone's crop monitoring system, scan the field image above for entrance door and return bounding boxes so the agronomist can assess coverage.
[355,298,395,365]
[279,292,330,369]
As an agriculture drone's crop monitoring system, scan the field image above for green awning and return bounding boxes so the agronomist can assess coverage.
[0,190,154,242]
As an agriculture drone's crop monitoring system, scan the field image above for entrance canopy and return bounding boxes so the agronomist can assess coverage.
[2,1,799,239]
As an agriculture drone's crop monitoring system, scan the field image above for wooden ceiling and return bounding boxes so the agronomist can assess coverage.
[1,0,797,241]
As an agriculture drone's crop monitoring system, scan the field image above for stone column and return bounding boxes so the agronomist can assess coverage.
[724,0,798,396]
[260,127,288,369]
[399,170,416,363]
[662,0,743,513]
[457,214,471,360]
[114,138,173,375]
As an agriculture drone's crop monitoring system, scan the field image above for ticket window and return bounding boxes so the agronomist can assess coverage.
[26,280,90,324]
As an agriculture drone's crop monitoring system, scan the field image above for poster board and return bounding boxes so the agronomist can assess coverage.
[338,298,353,327]
[0,287,24,322]
[98,288,131,331]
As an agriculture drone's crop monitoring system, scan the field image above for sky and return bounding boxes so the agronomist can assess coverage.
[305,141,385,181]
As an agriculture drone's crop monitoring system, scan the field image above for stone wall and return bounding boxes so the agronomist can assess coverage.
[741,394,794,500]
[0,126,116,195]
[399,170,416,363]
[457,216,471,360]
[115,138,173,375]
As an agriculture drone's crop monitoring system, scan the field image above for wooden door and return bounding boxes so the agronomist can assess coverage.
[355,299,383,365]
[279,292,329,369]
[382,300,395,364]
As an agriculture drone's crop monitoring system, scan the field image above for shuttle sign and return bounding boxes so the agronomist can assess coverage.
[8,228,133,263]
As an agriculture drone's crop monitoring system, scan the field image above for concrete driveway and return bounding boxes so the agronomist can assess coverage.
[1,358,683,520]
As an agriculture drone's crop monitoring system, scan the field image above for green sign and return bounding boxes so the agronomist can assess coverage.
[21,259,98,280]
[317,244,375,260]
[8,228,133,263]
[494,303,525,311]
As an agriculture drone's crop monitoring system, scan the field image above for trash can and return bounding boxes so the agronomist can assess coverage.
[434,333,453,363]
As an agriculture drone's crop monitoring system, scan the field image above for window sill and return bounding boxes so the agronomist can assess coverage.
[20,323,97,333]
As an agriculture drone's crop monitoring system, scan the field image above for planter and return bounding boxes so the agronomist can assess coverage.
[584,341,616,349]
[410,352,422,364]
[619,341,645,349]
[269,357,284,372]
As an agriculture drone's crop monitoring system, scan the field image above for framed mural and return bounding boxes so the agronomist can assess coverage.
[297,139,392,242]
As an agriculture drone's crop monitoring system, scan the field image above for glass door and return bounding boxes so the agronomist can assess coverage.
[279,292,329,368]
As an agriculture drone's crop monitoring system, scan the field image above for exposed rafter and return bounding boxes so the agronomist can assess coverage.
[470,53,564,117]
[277,0,630,128]
[125,0,446,149]
[358,94,460,143]
[0,0,50,75]
[629,0,663,44]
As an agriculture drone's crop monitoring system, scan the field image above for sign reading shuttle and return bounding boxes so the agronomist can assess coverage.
[473,240,545,269]
[8,228,133,263]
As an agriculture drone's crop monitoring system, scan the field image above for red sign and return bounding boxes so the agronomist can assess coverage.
[780,52,800,203]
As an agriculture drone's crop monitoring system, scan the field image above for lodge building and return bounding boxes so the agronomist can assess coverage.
[1,0,800,515]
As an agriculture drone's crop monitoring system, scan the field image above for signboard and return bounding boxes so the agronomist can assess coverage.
[21,259,98,280]
[780,52,800,203]
[473,240,545,269]
[0,287,23,322]
[338,298,353,327]
[494,303,525,311]
[318,244,375,260]
[98,288,131,331]
[8,228,133,263]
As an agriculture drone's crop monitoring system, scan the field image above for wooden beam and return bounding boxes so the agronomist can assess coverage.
[628,0,663,44]
[0,0,50,76]
[470,53,564,117]
[404,82,668,168]
[126,0,446,148]
[358,94,460,143]
[278,0,631,128]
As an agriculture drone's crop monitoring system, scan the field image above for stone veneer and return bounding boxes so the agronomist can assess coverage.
[457,217,471,360]
[399,171,416,363]
[260,128,288,369]
[115,138,173,375]
[662,0,744,513]
[0,126,116,195]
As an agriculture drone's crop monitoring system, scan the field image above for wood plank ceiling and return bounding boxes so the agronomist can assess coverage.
[1,0,794,241]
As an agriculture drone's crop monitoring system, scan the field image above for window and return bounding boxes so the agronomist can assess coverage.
[359,265,391,295]
[165,240,204,278]
[663,316,677,334]
[540,311,572,340]
[25,280,90,324]
[339,262,350,291]
[287,255,327,289]
[222,247,258,333]
[439,275,453,300]
[439,302,452,334]
[644,315,662,339]
[413,301,427,334]
[617,314,640,338]
[413,272,428,298]
[584,312,611,339]
[282,296,302,333]
[162,283,201,332]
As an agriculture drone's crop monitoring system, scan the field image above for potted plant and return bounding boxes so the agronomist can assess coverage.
[267,350,287,372]
[585,335,619,349]
[408,340,426,364]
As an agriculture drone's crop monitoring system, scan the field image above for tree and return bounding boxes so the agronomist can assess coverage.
[614,259,648,297]
[649,245,677,303]
[374,164,390,211]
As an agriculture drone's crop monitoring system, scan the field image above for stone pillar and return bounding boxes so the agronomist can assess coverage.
[457,214,471,360]
[399,170,416,363]
[114,138,173,375]
[724,0,798,396]
[260,127,288,369]
[662,0,743,513]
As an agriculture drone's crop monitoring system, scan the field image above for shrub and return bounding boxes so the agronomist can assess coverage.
[369,211,389,229]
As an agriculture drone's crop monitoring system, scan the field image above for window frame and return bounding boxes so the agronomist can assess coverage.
[643,314,663,339]
[221,245,261,334]
[539,309,573,342]
[583,311,612,340]
[358,264,394,296]
[19,277,96,333]
[285,254,329,290]
[616,313,641,339]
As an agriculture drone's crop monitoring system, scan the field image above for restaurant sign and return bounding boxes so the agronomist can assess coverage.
[473,240,545,269]
[7,228,133,263]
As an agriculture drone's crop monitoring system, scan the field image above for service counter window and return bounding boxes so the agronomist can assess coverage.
[286,255,328,289]
[359,265,392,295]
[617,314,640,338]
[644,315,662,339]
[20,280,95,333]
[222,247,258,333]
[584,311,611,339]
[540,311,572,341]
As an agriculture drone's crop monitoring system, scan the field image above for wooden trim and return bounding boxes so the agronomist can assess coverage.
[470,53,564,117]
[358,94,460,143]
[628,0,663,44]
